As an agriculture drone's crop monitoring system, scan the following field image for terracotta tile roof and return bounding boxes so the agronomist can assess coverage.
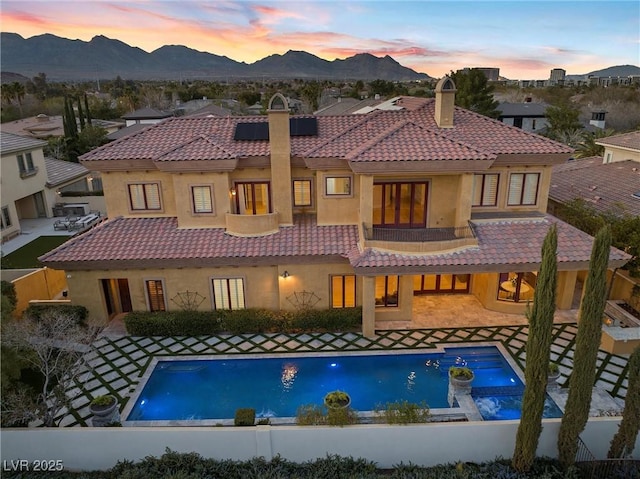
[349,216,630,272]
[346,120,493,163]
[79,98,572,167]
[155,135,236,161]
[550,158,640,216]
[39,215,359,268]
[596,131,640,150]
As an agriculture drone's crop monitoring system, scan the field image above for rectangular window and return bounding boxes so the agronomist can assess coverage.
[16,153,36,177]
[472,174,498,207]
[1,206,11,229]
[375,275,399,308]
[25,153,34,171]
[508,173,540,206]
[192,185,213,213]
[331,275,356,308]
[212,278,245,310]
[128,183,161,210]
[145,280,166,312]
[293,179,312,207]
[325,176,351,196]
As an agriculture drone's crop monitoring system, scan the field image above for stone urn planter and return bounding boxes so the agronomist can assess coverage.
[448,366,474,388]
[324,390,351,409]
[89,395,119,426]
[547,362,560,389]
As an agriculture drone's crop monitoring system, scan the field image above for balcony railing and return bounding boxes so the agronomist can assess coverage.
[363,224,476,242]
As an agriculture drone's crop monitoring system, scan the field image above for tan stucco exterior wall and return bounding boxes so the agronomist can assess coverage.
[268,109,293,225]
[429,175,462,228]
[66,262,358,325]
[101,171,177,218]
[316,170,360,225]
[172,172,231,228]
[467,165,551,215]
[603,145,640,164]
[11,268,68,318]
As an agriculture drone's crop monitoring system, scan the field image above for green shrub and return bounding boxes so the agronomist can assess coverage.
[24,304,88,325]
[1,280,17,310]
[296,404,326,425]
[375,400,430,424]
[123,306,363,336]
[234,408,255,426]
[326,407,358,427]
[90,395,115,407]
[256,418,271,425]
[449,366,474,380]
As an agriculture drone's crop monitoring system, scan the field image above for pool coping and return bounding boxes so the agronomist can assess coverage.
[121,341,524,427]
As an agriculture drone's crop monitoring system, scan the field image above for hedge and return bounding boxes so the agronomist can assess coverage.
[123,307,362,336]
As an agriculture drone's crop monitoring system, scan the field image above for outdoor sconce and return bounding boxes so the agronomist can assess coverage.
[230,187,236,196]
[281,271,290,278]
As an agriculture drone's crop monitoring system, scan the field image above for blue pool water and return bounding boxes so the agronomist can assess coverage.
[126,346,560,422]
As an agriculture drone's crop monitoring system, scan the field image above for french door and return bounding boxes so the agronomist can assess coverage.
[235,182,270,215]
[373,182,428,228]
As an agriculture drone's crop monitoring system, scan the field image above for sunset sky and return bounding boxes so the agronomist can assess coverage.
[1,0,638,79]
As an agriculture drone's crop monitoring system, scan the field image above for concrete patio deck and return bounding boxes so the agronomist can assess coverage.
[57,321,631,427]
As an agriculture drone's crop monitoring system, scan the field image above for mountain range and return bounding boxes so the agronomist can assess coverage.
[1,33,638,83]
[0,33,431,82]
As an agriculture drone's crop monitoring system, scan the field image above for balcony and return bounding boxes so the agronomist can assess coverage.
[225,212,279,237]
[361,223,478,253]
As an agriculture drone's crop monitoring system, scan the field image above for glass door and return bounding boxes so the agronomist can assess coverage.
[373,182,427,227]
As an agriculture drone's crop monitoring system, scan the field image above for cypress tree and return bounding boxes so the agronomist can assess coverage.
[84,94,92,126]
[608,345,640,458]
[77,95,85,130]
[512,225,558,472]
[558,226,612,467]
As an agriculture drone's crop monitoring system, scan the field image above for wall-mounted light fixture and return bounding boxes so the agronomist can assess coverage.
[281,271,290,278]
[230,187,237,196]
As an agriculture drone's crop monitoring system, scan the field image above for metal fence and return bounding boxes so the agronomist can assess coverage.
[576,436,640,479]
[363,224,476,242]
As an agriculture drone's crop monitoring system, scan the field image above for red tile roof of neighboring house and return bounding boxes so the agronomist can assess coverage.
[39,215,359,269]
[596,131,640,150]
[79,99,572,166]
[349,216,630,272]
[550,158,640,216]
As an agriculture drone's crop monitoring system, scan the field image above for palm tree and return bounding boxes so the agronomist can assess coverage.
[574,129,616,159]
[11,82,25,116]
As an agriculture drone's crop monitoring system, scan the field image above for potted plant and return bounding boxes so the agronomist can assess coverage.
[449,366,474,386]
[324,390,351,409]
[547,362,560,386]
[89,394,118,418]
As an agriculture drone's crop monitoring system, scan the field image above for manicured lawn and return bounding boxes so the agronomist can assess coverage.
[1,236,70,269]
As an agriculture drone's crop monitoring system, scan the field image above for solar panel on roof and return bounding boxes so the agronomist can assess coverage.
[234,122,269,140]
[233,117,318,140]
[290,117,318,136]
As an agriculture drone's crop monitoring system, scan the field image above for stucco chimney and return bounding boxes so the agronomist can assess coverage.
[267,93,293,225]
[434,77,457,128]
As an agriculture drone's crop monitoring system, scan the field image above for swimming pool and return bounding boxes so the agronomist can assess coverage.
[124,344,560,423]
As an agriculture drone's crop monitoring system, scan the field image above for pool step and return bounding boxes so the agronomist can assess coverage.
[472,385,525,397]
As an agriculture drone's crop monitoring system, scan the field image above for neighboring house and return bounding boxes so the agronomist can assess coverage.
[549,131,640,216]
[121,107,173,127]
[1,132,49,241]
[44,157,106,216]
[40,80,630,336]
[497,101,548,133]
[1,114,123,139]
[597,130,640,164]
[1,132,103,242]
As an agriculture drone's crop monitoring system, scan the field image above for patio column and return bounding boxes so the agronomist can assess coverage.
[362,276,376,338]
[556,270,578,310]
